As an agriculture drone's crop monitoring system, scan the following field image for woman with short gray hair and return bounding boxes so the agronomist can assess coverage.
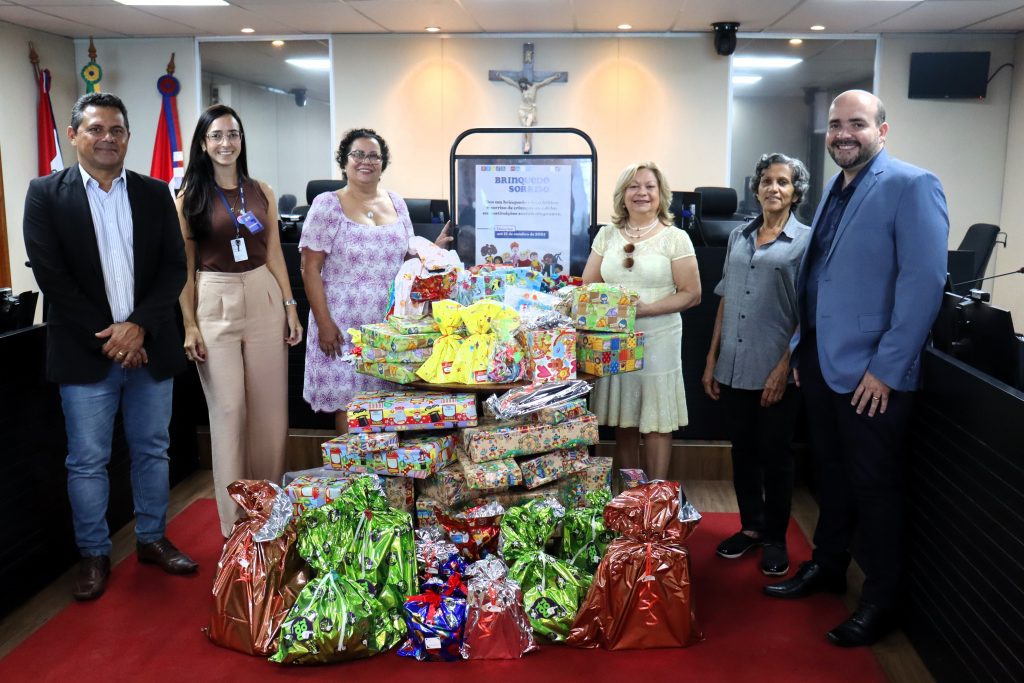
[702,152,812,577]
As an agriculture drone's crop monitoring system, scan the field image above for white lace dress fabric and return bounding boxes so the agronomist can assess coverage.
[587,224,695,434]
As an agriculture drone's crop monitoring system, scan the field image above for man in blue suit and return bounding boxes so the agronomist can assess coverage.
[763,90,949,647]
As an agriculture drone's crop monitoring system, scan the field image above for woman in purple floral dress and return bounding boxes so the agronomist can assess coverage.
[300,128,450,431]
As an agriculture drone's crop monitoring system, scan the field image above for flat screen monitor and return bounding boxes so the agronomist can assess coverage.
[452,155,593,276]
[909,52,990,100]
[932,293,1024,390]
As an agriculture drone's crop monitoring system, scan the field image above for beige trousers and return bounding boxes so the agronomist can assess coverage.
[196,265,288,536]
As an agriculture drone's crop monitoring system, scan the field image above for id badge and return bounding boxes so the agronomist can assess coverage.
[237,210,264,234]
[231,237,249,262]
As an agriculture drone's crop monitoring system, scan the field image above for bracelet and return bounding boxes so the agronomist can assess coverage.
[283,299,298,307]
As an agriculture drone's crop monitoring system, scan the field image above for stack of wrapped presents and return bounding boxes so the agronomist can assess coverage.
[203,259,703,666]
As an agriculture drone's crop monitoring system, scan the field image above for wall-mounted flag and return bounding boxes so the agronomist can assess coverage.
[81,37,102,93]
[29,42,64,176]
[150,53,184,193]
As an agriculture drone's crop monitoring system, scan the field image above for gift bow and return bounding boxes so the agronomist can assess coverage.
[442,573,467,597]
[407,589,444,623]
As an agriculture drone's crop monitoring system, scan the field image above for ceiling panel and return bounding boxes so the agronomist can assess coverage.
[0,5,121,37]
[968,5,1024,29]
[572,0,682,32]
[44,6,202,36]
[770,0,917,33]
[350,0,482,33]
[226,2,386,33]
[119,5,291,36]
[462,0,575,32]
[673,0,804,33]
[871,0,1024,31]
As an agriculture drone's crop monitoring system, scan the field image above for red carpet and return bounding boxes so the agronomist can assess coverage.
[1,499,888,683]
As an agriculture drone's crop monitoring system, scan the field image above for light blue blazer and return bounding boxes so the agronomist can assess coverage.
[796,148,949,393]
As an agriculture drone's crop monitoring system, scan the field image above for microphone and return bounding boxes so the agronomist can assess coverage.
[952,266,1024,289]
[951,266,1024,303]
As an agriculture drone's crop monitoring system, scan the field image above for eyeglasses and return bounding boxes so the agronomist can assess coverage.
[206,131,242,142]
[348,151,384,164]
[623,242,635,270]
[82,126,128,140]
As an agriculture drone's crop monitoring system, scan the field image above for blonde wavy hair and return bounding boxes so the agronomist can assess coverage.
[609,161,674,229]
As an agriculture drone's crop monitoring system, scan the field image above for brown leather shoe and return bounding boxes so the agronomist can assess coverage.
[137,537,198,575]
[72,556,111,601]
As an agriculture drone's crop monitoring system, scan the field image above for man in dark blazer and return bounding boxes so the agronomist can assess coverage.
[763,90,949,647]
[24,93,197,601]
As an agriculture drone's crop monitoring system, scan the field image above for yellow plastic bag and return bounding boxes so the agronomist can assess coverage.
[449,301,511,384]
[415,300,465,383]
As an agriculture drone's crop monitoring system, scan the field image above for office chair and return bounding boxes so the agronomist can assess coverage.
[277,193,298,215]
[693,186,750,247]
[957,223,1003,288]
[292,179,346,221]
[405,198,451,224]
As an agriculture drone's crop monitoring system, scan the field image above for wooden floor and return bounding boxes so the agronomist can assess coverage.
[0,471,935,683]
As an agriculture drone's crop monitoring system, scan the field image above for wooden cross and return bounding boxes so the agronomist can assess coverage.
[489,43,568,153]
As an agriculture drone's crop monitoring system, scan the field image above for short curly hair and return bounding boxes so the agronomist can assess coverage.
[749,153,810,208]
[334,128,390,180]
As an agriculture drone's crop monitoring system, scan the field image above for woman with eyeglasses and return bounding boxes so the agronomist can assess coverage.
[176,104,303,537]
[581,162,701,481]
[299,128,451,433]
[702,153,812,577]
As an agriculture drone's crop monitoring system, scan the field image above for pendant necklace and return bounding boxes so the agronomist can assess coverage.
[626,217,659,239]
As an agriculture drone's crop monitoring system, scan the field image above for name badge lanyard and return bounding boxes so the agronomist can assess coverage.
[217,184,249,262]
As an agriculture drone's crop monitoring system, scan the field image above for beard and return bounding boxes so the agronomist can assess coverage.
[828,138,880,169]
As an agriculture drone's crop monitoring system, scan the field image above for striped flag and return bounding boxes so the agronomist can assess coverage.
[36,67,64,176]
[150,55,184,192]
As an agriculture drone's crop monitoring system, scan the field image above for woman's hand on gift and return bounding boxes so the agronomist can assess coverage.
[318,319,344,358]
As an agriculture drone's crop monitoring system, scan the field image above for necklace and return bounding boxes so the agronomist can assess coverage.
[625,217,659,238]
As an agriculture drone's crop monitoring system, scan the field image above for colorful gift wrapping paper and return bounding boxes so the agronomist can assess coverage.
[460,557,537,659]
[372,433,457,479]
[360,322,439,352]
[284,471,414,516]
[461,457,523,491]
[347,390,477,433]
[570,283,639,332]
[416,460,503,508]
[519,446,592,490]
[468,481,563,510]
[409,267,459,302]
[416,299,465,383]
[525,326,577,382]
[397,591,467,661]
[449,300,509,384]
[528,397,590,426]
[357,360,422,385]
[386,315,440,335]
[558,455,613,508]
[360,344,434,363]
[576,330,646,376]
[504,286,562,313]
[416,497,441,528]
[322,432,398,469]
[460,412,598,463]
[561,490,616,574]
[619,468,649,490]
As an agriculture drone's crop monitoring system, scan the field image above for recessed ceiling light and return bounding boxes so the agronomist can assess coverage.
[425,26,441,33]
[733,56,802,69]
[272,40,285,47]
[617,24,632,30]
[286,58,330,71]
[733,75,762,86]
[114,0,228,5]
[789,38,803,46]
[241,27,255,34]
[810,25,825,31]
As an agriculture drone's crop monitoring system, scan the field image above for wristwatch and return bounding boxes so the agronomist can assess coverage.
[283,299,298,306]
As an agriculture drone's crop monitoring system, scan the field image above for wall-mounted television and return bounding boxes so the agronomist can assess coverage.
[908,52,990,100]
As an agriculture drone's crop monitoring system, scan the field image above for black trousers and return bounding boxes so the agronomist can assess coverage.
[799,334,913,609]
[721,384,798,544]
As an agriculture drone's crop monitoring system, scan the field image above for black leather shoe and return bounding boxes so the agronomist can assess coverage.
[762,561,846,599]
[137,537,198,575]
[760,543,790,576]
[72,556,111,601]
[827,603,894,647]
[716,531,763,558]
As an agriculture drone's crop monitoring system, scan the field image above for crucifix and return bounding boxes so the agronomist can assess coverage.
[489,43,568,154]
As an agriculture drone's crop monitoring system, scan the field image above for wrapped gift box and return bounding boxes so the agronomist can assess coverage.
[347,391,477,433]
[460,413,598,464]
[620,468,649,490]
[455,270,508,306]
[577,331,645,376]
[357,360,422,385]
[558,456,613,508]
[504,286,561,313]
[322,432,398,470]
[461,458,523,491]
[519,446,591,489]
[570,284,639,333]
[415,496,442,528]
[410,267,459,302]
[323,434,456,480]
[416,460,505,508]
[525,327,577,383]
[528,397,589,426]
[361,345,434,364]
[465,481,563,510]
[387,316,440,335]
[283,470,414,516]
[360,322,439,352]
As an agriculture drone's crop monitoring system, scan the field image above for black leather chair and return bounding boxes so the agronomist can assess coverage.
[294,179,347,220]
[693,186,751,247]
[956,223,1002,289]
[277,193,297,215]
[405,198,451,242]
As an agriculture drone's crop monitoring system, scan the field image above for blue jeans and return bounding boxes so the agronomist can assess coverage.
[60,362,174,557]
